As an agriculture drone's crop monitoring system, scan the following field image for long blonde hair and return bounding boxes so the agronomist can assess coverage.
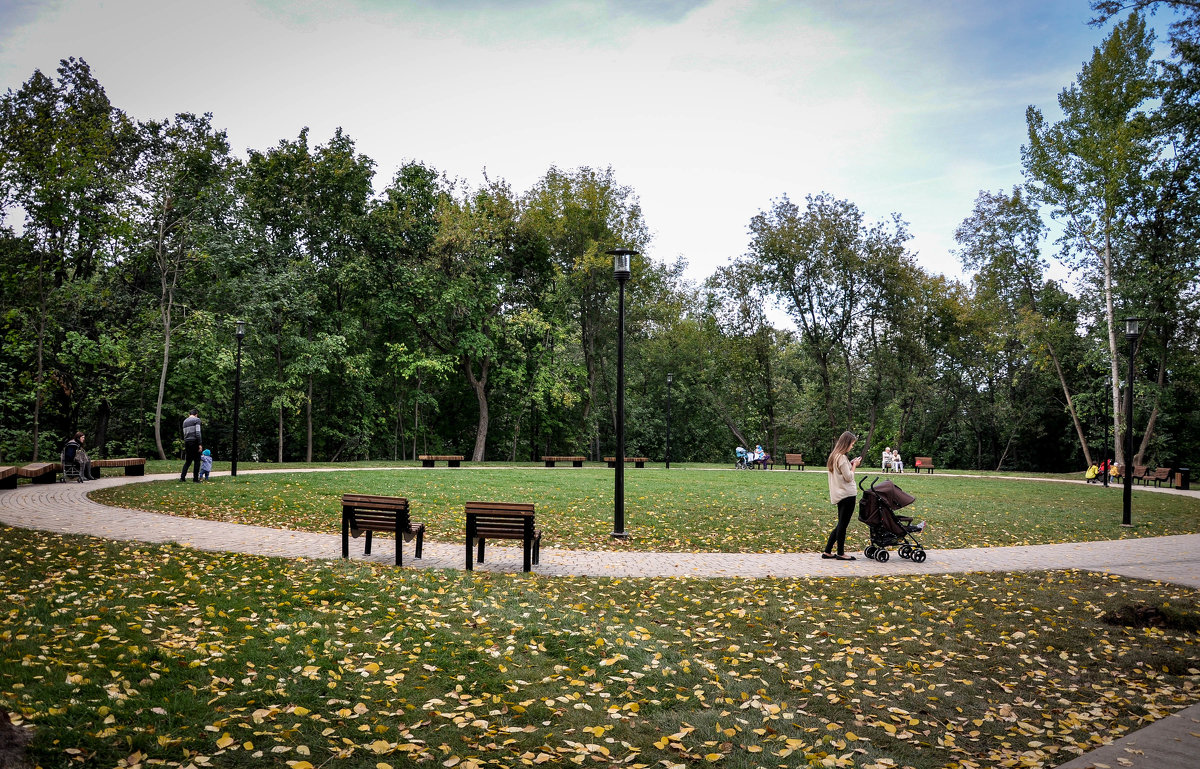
[826,431,857,473]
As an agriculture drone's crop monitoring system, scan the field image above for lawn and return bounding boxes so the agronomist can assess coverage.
[93,467,1200,552]
[1,525,1197,769]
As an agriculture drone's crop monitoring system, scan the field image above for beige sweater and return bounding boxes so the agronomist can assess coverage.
[827,454,857,503]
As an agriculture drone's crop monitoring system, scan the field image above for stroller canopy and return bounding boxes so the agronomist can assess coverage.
[866,480,915,510]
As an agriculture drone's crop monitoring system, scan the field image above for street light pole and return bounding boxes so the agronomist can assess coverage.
[232,320,245,477]
[666,373,673,470]
[608,248,636,539]
[1121,317,1144,527]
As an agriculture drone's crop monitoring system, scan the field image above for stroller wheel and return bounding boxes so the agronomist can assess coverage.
[865,545,877,559]
[911,549,927,564]
[875,549,889,563]
[898,545,912,559]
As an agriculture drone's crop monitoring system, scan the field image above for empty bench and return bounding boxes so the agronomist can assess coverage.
[542,455,585,468]
[17,462,60,484]
[341,493,425,566]
[0,466,16,490]
[419,454,464,468]
[913,457,935,474]
[91,457,146,476]
[784,453,805,471]
[465,501,541,572]
[1146,467,1173,487]
[604,456,649,468]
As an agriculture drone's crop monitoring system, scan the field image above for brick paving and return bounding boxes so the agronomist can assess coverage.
[2,469,1199,587]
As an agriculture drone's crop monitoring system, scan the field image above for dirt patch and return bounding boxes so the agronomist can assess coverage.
[1101,603,1200,631]
[0,708,32,769]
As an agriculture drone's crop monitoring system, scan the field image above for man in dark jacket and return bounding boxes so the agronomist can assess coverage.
[180,409,202,482]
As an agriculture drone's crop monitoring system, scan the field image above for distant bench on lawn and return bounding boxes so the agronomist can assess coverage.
[419,455,464,468]
[604,456,649,468]
[542,456,585,467]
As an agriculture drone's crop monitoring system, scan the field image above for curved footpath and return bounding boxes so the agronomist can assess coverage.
[2,468,1199,586]
[2,467,1199,768]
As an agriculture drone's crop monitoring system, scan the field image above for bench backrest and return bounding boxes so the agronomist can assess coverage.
[1152,467,1171,480]
[915,457,933,467]
[785,453,803,461]
[1133,465,1149,478]
[465,502,535,536]
[342,494,410,530]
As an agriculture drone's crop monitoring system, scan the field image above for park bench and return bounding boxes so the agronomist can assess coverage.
[91,458,146,476]
[341,493,425,566]
[0,466,16,490]
[913,457,934,474]
[17,462,60,484]
[418,454,464,468]
[1147,467,1173,488]
[1132,465,1149,484]
[604,456,649,468]
[783,453,805,471]
[542,455,585,468]
[465,501,541,572]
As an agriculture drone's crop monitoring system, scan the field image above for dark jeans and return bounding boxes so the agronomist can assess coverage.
[824,495,856,556]
[181,441,201,481]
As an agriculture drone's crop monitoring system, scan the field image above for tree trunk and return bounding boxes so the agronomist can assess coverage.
[1134,342,1168,466]
[1102,232,1123,465]
[305,374,313,462]
[32,305,46,462]
[95,398,110,458]
[1047,342,1091,466]
[276,340,284,463]
[154,305,171,461]
[463,356,490,462]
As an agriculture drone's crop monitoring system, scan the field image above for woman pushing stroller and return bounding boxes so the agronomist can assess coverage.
[823,430,861,560]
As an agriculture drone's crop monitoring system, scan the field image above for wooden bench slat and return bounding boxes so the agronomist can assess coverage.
[542,455,586,467]
[913,457,935,474]
[783,453,805,470]
[0,465,16,489]
[418,455,464,467]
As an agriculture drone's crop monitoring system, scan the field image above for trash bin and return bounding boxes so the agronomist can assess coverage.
[1177,467,1190,491]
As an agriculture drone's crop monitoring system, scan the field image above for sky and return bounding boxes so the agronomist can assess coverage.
[0,0,1158,288]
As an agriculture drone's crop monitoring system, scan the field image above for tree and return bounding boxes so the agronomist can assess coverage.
[0,57,135,458]
[1023,14,1163,466]
[956,187,1093,464]
[128,113,235,459]
[521,166,650,457]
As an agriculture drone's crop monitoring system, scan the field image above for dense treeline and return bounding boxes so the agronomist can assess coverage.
[1,7,1197,472]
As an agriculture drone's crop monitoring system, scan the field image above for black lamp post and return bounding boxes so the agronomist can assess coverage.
[608,248,636,539]
[1121,316,1145,527]
[232,320,245,477]
[666,373,673,470]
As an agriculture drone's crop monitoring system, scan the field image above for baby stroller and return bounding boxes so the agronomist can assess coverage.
[735,446,751,470]
[858,476,928,563]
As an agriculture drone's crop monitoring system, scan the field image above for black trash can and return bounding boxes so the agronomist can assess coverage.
[1177,467,1190,491]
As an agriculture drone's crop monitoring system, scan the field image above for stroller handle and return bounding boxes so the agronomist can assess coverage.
[858,475,879,491]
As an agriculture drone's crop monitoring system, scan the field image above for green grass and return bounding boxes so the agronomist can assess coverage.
[1,525,1196,769]
[93,467,1200,551]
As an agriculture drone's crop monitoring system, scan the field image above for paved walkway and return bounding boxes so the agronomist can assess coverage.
[1,468,1199,769]
[2,469,1199,586]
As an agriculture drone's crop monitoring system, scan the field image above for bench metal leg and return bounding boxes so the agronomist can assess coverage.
[0,476,15,490]
[364,531,373,556]
[544,461,555,467]
[414,528,424,559]
[448,460,460,467]
[395,533,402,567]
[466,536,474,570]
[573,460,583,467]
[422,459,434,468]
[477,538,486,563]
[523,538,532,573]
[341,513,350,559]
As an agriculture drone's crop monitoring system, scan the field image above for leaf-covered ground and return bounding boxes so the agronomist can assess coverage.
[93,468,1200,552]
[1,525,1197,769]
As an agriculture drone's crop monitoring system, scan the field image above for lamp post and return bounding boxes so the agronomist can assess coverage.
[608,248,636,539]
[666,373,673,470]
[232,320,245,477]
[1121,316,1145,527]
